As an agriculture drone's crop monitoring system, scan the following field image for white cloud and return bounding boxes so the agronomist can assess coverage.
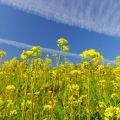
[0,0,120,37]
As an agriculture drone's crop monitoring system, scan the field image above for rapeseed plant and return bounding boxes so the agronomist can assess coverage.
[0,38,120,119]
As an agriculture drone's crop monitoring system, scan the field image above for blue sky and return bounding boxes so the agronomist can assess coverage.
[0,1,120,62]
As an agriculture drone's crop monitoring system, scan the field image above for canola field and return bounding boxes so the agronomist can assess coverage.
[0,38,120,120]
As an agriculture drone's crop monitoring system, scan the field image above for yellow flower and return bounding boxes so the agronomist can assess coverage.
[71,84,79,91]
[44,57,52,67]
[80,49,96,58]
[111,93,118,98]
[80,49,103,64]
[57,38,68,46]
[69,95,75,102]
[25,50,33,56]
[80,61,90,69]
[6,85,15,91]
[31,46,41,51]
[115,107,120,119]
[51,70,57,78]
[7,99,13,107]
[99,79,106,83]
[43,104,52,110]
[104,117,109,120]
[20,50,28,59]
[70,70,81,76]
[74,95,87,104]
[20,50,33,59]
[115,56,120,65]
[10,110,17,116]
[31,46,42,56]
[62,45,70,52]
[0,99,4,109]
[104,106,114,117]
[0,50,6,56]
[116,56,120,60]
[104,106,120,119]
[26,100,32,107]
[98,101,106,108]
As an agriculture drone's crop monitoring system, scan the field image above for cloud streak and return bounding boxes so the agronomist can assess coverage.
[0,38,80,58]
[0,0,120,37]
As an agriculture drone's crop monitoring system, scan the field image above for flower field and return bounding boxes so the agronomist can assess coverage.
[0,38,120,120]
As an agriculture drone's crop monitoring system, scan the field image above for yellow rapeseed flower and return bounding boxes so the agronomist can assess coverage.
[80,49,103,64]
[70,70,81,76]
[20,50,33,59]
[0,50,6,56]
[104,106,114,118]
[6,85,15,91]
[104,117,109,120]
[20,50,28,59]
[43,104,52,110]
[80,49,96,58]
[44,57,52,67]
[10,110,17,116]
[57,38,68,46]
[31,46,42,56]
[115,56,120,65]
[62,45,70,52]
[21,46,42,59]
[71,84,79,91]
[0,99,4,109]
[115,107,120,119]
[111,93,118,98]
[69,95,75,102]
[98,101,106,108]
[99,80,106,84]
[31,46,41,51]
[7,99,13,108]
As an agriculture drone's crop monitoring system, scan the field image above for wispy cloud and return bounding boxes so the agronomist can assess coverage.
[0,0,120,37]
[0,38,80,58]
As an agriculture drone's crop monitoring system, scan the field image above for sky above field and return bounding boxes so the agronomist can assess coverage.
[0,0,120,63]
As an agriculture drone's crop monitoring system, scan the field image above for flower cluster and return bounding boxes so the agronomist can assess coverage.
[104,106,120,119]
[80,49,104,65]
[57,38,70,52]
[20,46,42,59]
[6,85,15,92]
[57,38,68,46]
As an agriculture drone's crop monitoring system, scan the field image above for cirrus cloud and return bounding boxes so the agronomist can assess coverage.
[0,0,120,37]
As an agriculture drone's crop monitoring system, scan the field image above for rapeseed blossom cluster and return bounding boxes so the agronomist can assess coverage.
[104,106,120,119]
[57,38,70,52]
[10,110,17,116]
[20,46,42,59]
[0,50,6,56]
[80,49,104,65]
[57,38,68,46]
[62,45,70,52]
[70,70,81,76]
[6,85,15,91]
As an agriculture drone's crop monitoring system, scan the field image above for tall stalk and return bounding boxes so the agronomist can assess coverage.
[87,68,91,120]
